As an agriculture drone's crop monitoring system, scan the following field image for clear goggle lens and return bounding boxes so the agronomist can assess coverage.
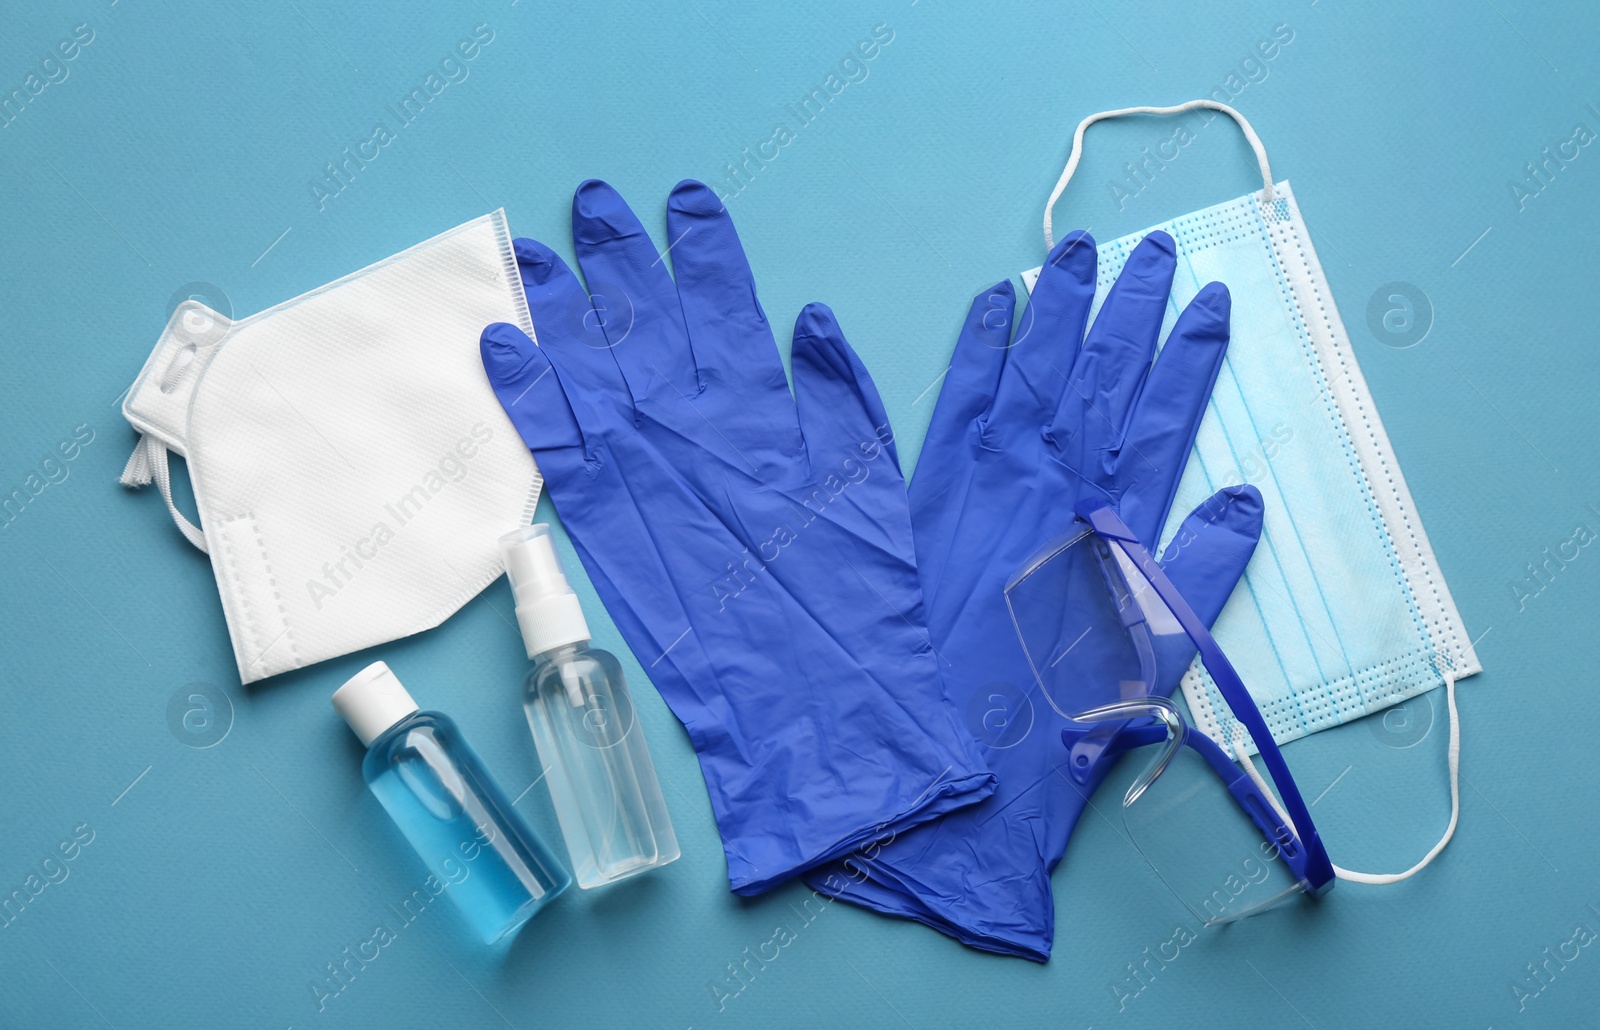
[1006,521,1313,926]
[1077,700,1310,925]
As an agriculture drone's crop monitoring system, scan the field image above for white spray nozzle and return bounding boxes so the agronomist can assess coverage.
[499,524,590,659]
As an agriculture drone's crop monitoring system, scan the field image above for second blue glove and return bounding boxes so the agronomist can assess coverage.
[804,231,1263,959]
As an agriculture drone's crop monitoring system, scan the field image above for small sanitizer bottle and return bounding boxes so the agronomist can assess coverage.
[333,662,570,943]
[500,524,680,889]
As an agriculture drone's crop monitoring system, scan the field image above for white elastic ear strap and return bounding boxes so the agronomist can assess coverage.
[1233,672,1461,885]
[121,435,208,553]
[1043,100,1275,249]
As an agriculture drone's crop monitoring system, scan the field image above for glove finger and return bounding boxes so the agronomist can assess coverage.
[479,321,594,479]
[909,280,1014,602]
[570,179,698,398]
[1157,484,1264,625]
[661,180,804,461]
[989,231,1096,429]
[1117,281,1231,544]
[914,279,1014,478]
[665,181,789,399]
[1051,230,1176,445]
[790,303,901,477]
[512,237,630,399]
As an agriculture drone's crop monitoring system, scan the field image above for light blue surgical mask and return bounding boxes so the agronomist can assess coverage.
[1028,102,1480,883]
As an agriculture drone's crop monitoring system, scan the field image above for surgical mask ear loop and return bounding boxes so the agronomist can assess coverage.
[1230,672,1462,884]
[1043,100,1276,249]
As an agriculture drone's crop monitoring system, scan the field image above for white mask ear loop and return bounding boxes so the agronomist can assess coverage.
[120,434,209,553]
[1043,100,1275,249]
[1231,673,1461,885]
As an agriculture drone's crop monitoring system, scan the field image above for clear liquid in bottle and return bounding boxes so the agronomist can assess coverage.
[501,524,680,889]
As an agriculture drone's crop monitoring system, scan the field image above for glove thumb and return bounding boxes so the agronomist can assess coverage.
[791,303,901,476]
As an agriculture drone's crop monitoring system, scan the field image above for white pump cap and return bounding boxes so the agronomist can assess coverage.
[499,524,590,659]
[332,661,420,747]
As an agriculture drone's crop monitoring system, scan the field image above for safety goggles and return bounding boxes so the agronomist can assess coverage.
[1004,500,1335,924]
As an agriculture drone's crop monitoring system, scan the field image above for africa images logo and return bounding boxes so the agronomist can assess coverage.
[303,424,495,610]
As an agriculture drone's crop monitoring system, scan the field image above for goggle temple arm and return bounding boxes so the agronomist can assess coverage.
[1076,500,1336,895]
[1186,725,1317,886]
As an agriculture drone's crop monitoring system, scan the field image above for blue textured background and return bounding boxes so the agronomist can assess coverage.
[1,1,1594,1027]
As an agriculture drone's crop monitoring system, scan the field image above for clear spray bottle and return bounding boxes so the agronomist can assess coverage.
[500,525,680,889]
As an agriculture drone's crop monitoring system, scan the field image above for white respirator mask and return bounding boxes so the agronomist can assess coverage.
[120,212,541,683]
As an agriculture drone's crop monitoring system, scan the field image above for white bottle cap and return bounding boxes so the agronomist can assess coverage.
[499,524,590,659]
[332,661,420,747]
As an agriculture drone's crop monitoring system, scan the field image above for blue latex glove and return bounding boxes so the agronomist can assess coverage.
[804,230,1264,960]
[479,180,996,895]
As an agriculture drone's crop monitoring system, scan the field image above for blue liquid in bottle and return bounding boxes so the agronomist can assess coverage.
[335,662,569,943]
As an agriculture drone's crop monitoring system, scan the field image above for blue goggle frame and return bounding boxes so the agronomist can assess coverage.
[1064,499,1335,898]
